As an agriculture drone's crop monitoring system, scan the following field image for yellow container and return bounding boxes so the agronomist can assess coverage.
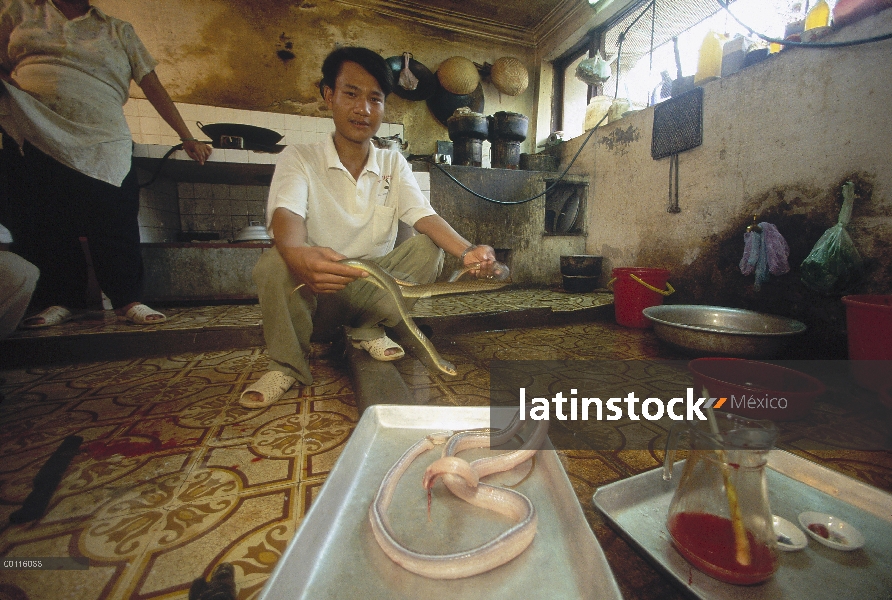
[805,0,831,29]
[694,31,724,84]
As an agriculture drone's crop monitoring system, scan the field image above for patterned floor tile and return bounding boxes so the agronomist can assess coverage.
[0,314,890,600]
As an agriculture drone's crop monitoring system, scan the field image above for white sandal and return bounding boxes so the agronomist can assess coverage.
[122,303,167,324]
[21,305,73,329]
[351,335,405,362]
[239,371,297,409]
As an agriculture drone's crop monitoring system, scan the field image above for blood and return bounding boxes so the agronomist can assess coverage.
[808,523,829,538]
[251,457,263,463]
[82,438,180,459]
[669,512,777,585]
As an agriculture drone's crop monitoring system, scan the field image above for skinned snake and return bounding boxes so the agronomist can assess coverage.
[338,258,508,377]
[368,414,549,579]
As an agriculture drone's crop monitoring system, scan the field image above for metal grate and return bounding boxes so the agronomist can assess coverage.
[602,0,729,90]
[651,86,703,159]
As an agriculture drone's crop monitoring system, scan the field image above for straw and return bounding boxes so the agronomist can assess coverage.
[703,387,752,567]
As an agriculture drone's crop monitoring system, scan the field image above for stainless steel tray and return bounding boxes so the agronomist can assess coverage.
[262,405,623,599]
[593,450,892,599]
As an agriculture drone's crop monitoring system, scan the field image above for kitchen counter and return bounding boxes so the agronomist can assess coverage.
[141,242,270,302]
[133,143,279,185]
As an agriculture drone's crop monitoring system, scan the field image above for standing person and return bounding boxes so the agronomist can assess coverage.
[240,46,495,408]
[0,0,212,327]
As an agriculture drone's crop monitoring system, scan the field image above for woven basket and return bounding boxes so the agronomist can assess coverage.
[437,56,480,95]
[490,57,528,96]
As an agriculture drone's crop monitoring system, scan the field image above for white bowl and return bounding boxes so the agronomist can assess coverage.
[798,511,865,551]
[773,515,807,551]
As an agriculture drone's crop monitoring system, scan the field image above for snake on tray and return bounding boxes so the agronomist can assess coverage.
[369,413,549,579]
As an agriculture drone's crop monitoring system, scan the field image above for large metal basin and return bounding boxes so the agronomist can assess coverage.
[642,305,806,358]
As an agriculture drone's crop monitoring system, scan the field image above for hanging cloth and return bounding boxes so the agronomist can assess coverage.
[740,222,789,291]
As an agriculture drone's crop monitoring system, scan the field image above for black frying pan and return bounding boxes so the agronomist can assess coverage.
[196,122,284,149]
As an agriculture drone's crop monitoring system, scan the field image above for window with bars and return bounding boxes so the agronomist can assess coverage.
[552,0,819,139]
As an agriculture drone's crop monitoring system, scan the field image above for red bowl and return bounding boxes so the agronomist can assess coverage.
[688,358,826,421]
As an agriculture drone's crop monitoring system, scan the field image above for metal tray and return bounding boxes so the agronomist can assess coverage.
[262,405,623,599]
[593,450,892,599]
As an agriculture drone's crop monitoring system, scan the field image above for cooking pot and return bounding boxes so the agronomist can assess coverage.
[233,221,272,242]
[447,110,488,140]
[384,55,437,101]
[196,122,283,150]
[487,111,528,142]
[426,81,485,126]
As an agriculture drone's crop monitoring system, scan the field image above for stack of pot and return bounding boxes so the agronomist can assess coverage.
[447,108,488,167]
[488,111,528,169]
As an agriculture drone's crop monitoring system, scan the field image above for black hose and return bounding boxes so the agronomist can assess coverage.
[137,143,183,188]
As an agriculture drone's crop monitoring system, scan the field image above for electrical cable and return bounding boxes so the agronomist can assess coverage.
[428,110,608,205]
[137,143,184,188]
[715,0,892,47]
[615,0,657,99]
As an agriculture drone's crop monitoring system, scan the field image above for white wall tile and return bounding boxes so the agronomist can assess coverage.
[136,99,157,117]
[267,112,285,131]
[140,116,161,135]
[124,115,142,135]
[413,172,430,191]
[315,117,332,133]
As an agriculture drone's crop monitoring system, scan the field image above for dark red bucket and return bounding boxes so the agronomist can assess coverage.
[842,295,892,393]
[610,267,674,328]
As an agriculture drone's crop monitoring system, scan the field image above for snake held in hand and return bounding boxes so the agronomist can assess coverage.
[369,414,549,579]
[339,258,508,377]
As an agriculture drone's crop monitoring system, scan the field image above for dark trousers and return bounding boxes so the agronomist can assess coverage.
[0,136,143,310]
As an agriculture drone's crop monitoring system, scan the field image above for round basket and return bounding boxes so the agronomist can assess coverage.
[490,57,528,96]
[437,57,480,95]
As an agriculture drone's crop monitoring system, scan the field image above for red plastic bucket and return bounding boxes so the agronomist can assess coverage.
[842,295,892,392]
[610,267,674,328]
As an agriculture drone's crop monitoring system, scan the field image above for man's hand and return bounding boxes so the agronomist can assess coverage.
[280,245,367,294]
[462,244,496,268]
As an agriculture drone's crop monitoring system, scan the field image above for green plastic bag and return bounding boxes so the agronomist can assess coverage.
[800,181,864,293]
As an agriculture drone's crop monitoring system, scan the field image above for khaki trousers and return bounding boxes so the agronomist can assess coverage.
[252,234,444,385]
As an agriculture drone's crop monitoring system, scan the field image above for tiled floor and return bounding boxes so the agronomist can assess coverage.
[1,302,890,599]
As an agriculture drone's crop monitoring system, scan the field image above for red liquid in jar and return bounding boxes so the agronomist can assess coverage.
[669,512,777,585]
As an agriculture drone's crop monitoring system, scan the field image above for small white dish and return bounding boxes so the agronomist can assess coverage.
[773,515,807,551]
[798,511,865,551]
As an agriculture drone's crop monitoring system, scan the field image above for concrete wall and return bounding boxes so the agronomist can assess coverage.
[553,10,892,356]
[428,166,587,284]
[97,0,539,156]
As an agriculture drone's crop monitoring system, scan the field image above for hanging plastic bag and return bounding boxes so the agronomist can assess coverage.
[398,52,419,91]
[800,181,864,293]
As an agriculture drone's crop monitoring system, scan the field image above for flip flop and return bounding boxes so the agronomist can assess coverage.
[122,303,167,324]
[239,371,297,409]
[20,305,73,329]
[352,335,405,361]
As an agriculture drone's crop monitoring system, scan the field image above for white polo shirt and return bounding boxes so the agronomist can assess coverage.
[266,134,436,259]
